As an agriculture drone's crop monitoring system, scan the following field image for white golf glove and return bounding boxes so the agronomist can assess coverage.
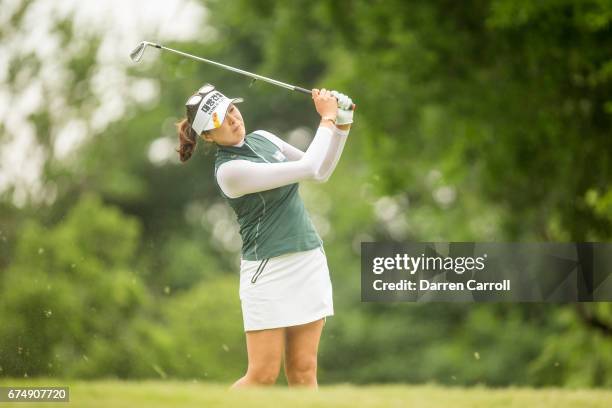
[331,90,354,125]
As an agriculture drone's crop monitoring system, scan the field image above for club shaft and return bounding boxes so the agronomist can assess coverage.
[159,44,305,93]
[139,42,355,109]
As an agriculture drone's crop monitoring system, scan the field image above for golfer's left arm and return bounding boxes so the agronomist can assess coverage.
[315,90,354,182]
[257,90,353,167]
[315,127,350,182]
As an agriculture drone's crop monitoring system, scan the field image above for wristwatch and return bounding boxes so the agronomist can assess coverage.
[321,116,337,125]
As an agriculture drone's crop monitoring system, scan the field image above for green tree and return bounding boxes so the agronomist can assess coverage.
[0,194,148,376]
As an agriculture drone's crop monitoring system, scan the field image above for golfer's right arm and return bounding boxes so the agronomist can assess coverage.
[216,89,343,198]
[256,90,353,178]
[256,127,350,182]
[216,125,338,198]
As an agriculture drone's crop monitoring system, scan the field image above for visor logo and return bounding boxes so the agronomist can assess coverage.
[212,112,222,128]
[201,92,223,114]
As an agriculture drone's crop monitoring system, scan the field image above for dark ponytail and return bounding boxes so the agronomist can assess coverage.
[176,118,198,162]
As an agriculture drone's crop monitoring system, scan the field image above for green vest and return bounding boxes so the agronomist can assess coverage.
[214,131,322,261]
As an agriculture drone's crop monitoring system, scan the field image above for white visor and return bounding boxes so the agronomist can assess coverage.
[191,90,243,134]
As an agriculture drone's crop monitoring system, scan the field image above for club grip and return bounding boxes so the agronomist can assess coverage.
[294,86,312,95]
[295,86,356,111]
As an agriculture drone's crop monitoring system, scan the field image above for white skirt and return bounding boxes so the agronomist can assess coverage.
[239,246,334,331]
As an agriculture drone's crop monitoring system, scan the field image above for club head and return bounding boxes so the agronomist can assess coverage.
[130,41,159,63]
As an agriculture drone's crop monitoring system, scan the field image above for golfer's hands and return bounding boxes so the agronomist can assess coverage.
[331,90,354,126]
[312,88,338,128]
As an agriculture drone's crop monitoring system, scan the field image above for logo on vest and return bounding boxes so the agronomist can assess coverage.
[272,150,286,162]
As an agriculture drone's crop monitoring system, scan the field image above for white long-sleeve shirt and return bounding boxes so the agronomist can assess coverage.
[216,127,349,199]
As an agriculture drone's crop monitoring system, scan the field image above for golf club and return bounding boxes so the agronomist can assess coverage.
[130,41,355,110]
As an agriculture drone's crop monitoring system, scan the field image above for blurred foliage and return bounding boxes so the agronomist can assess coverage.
[0,194,148,377]
[0,0,611,387]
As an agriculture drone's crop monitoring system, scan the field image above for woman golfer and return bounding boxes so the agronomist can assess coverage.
[175,84,353,388]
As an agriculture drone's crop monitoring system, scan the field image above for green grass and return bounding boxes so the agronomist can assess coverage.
[0,379,610,407]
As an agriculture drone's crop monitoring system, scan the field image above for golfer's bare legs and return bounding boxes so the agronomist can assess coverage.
[231,327,284,388]
[284,318,325,388]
